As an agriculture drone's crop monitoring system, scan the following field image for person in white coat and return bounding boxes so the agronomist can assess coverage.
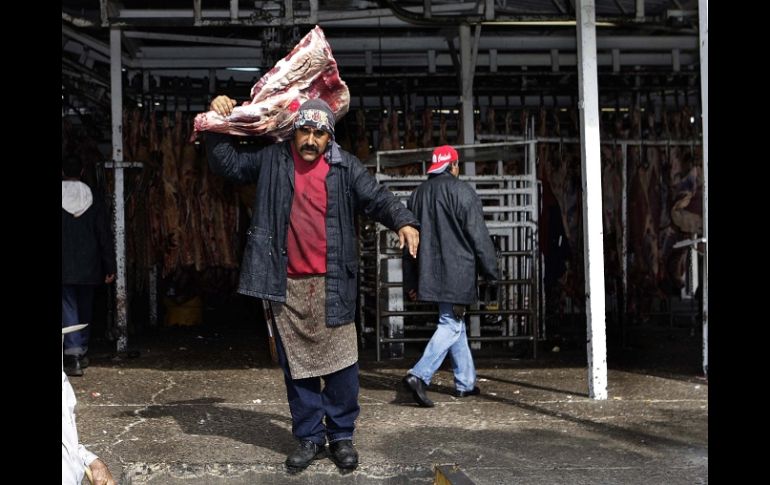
[62,324,115,485]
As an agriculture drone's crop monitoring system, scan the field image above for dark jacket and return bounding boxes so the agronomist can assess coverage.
[61,189,116,285]
[205,133,419,326]
[403,171,498,305]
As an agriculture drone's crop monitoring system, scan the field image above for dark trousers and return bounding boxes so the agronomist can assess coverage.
[61,285,94,356]
[274,326,360,445]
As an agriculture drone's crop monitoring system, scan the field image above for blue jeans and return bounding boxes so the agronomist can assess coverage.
[408,302,477,393]
[274,326,360,445]
[61,285,94,357]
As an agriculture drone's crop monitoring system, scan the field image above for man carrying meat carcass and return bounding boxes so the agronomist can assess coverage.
[205,96,420,473]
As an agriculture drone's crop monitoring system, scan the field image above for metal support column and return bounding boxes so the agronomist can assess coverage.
[458,22,482,348]
[576,0,608,400]
[110,28,128,352]
[620,142,628,347]
[459,24,475,154]
[484,0,495,20]
[698,0,708,377]
[528,139,539,358]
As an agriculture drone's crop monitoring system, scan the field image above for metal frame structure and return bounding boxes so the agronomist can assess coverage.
[365,141,541,362]
[63,2,701,116]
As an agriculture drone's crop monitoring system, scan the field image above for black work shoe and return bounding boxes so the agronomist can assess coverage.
[403,374,434,407]
[329,440,359,470]
[454,386,481,398]
[285,440,326,473]
[63,355,83,377]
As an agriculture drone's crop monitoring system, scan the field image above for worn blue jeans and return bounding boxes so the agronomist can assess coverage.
[274,326,360,446]
[408,302,477,393]
[61,285,94,357]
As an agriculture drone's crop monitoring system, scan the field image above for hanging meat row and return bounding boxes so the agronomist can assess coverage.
[535,104,703,320]
[121,109,241,295]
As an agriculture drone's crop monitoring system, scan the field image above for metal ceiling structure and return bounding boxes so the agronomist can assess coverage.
[63,0,701,116]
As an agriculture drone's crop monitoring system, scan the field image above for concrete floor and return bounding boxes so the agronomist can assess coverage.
[70,324,707,484]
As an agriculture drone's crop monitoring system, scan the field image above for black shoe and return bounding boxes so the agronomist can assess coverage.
[329,440,359,470]
[79,355,90,369]
[63,355,83,377]
[402,374,434,407]
[454,386,481,398]
[285,440,326,472]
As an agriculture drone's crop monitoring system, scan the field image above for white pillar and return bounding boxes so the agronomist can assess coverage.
[576,0,608,400]
[110,28,128,352]
[621,143,628,343]
[698,0,708,377]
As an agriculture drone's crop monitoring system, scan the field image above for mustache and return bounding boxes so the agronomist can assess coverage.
[300,144,319,153]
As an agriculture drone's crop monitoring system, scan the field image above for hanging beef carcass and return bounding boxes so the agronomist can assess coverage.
[626,107,667,315]
[670,147,703,235]
[160,114,183,277]
[537,108,572,314]
[354,110,370,161]
[378,115,392,151]
[404,110,418,149]
[420,109,433,148]
[389,110,400,149]
[644,109,665,289]
[438,113,448,145]
[485,107,496,135]
[519,108,530,137]
[178,113,206,272]
[660,121,703,294]
[146,111,165,266]
[539,107,585,309]
[600,143,624,288]
[192,26,350,141]
[123,109,159,292]
[504,111,514,136]
[198,152,240,271]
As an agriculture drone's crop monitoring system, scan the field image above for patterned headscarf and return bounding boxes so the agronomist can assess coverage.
[294,99,335,137]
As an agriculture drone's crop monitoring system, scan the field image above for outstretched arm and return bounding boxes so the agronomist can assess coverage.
[205,94,267,183]
[348,158,420,235]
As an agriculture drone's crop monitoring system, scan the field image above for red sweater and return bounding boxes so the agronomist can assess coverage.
[287,145,329,276]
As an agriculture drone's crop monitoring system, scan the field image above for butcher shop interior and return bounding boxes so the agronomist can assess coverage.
[62,0,707,377]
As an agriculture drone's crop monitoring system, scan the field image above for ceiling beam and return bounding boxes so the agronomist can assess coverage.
[125,51,698,70]
[123,34,696,55]
[124,30,263,47]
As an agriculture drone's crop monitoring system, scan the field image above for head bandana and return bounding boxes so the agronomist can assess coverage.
[294,99,335,137]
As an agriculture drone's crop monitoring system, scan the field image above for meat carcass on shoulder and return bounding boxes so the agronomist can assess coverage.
[193,26,349,141]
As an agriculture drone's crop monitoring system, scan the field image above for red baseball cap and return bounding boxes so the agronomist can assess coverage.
[427,145,459,174]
